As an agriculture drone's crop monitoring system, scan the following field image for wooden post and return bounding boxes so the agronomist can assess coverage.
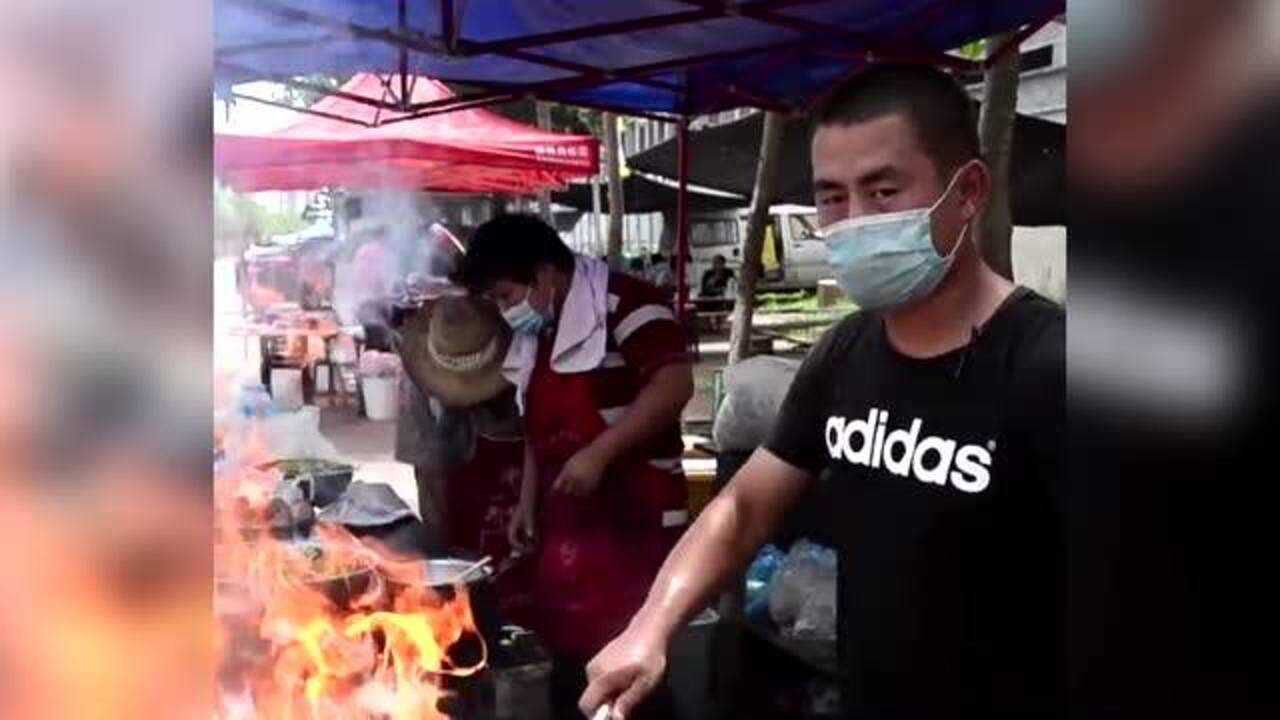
[603,112,626,270]
[728,111,785,364]
[978,30,1021,280]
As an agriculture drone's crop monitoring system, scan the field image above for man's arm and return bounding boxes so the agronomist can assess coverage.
[598,361,692,457]
[579,448,812,718]
[509,439,540,552]
[553,362,693,495]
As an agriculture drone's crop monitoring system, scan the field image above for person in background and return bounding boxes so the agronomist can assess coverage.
[627,256,647,279]
[397,293,535,624]
[351,235,400,351]
[647,252,673,293]
[580,64,1065,720]
[459,214,694,720]
[696,254,735,332]
[699,254,735,299]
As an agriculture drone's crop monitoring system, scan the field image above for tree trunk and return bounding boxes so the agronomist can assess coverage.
[590,176,603,257]
[978,30,1020,281]
[728,111,785,364]
[536,102,555,224]
[603,112,626,271]
[658,208,677,256]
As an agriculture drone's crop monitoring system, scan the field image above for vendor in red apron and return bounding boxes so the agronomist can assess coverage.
[459,214,694,720]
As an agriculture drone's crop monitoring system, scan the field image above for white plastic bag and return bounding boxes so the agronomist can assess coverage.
[359,350,402,379]
[767,539,838,641]
[222,405,342,466]
[712,355,801,451]
[793,571,837,641]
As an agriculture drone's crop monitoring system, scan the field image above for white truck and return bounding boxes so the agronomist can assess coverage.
[686,204,830,296]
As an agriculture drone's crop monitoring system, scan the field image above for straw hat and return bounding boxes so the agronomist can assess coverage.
[400,295,512,407]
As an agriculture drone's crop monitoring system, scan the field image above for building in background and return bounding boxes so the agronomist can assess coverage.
[971,20,1067,124]
[965,20,1067,302]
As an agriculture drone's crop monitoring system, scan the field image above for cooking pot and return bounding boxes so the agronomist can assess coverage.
[385,556,503,659]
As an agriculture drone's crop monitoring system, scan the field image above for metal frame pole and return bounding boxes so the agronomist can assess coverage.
[675,117,690,322]
[590,174,603,256]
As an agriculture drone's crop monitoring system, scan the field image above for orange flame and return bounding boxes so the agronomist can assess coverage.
[215,416,485,719]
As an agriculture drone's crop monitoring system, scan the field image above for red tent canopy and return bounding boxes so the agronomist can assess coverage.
[215,74,599,194]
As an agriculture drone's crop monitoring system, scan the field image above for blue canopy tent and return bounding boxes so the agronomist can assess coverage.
[216,0,1065,314]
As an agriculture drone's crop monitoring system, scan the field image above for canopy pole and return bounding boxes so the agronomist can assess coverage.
[442,0,457,54]
[675,117,690,323]
[590,174,603,256]
[397,0,409,110]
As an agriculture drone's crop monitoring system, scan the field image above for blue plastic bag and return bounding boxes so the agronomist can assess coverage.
[744,544,785,622]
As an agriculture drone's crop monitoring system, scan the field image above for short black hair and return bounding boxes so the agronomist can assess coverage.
[459,213,575,291]
[812,64,980,178]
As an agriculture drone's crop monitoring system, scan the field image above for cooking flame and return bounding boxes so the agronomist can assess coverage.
[215,417,484,719]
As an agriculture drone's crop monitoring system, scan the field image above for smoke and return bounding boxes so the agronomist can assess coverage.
[330,189,464,327]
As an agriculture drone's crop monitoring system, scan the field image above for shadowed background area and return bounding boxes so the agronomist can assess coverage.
[1069,0,1280,716]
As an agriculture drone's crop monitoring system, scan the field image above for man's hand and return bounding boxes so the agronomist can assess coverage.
[579,623,667,720]
[552,443,608,496]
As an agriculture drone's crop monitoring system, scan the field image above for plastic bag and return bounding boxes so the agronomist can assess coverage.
[793,571,837,641]
[317,481,416,528]
[235,383,275,418]
[221,405,342,466]
[712,355,801,451]
[359,350,403,379]
[744,544,785,622]
[768,539,838,641]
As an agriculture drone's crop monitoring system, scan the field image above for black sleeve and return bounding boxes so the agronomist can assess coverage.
[763,323,844,475]
[1010,307,1065,500]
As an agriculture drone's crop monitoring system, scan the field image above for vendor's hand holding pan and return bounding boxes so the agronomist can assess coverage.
[507,501,537,554]
[553,445,608,496]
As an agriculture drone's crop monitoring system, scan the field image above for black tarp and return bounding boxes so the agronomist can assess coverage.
[552,173,747,214]
[627,107,1065,226]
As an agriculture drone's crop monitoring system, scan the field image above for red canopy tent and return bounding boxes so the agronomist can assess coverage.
[215,73,599,194]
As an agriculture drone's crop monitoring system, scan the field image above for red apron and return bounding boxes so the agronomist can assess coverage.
[445,435,537,627]
[524,341,687,661]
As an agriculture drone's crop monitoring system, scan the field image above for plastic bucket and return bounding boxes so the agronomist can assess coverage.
[362,376,398,420]
[270,368,304,411]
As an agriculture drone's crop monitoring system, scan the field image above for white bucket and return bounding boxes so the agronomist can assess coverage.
[362,376,398,420]
[270,368,305,411]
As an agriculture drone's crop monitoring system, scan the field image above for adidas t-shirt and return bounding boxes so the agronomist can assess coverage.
[765,287,1066,717]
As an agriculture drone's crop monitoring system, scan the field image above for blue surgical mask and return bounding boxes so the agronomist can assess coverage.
[502,285,552,335]
[821,166,971,310]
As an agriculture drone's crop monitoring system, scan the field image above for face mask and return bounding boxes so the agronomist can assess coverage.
[820,165,972,310]
[501,284,552,335]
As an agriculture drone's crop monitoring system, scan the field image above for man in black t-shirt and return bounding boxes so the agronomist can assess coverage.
[581,64,1065,720]
[700,254,735,298]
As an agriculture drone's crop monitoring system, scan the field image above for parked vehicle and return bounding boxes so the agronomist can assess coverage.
[687,204,829,295]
